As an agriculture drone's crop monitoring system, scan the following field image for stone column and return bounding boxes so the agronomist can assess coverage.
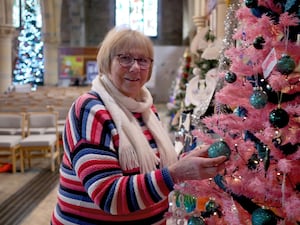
[190,0,208,54]
[39,0,62,86]
[0,0,15,93]
[69,0,85,46]
[193,0,206,32]
[0,25,15,93]
[215,0,227,39]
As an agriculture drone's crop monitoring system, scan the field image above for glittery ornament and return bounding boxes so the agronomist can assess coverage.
[253,36,265,49]
[225,71,237,83]
[276,54,296,75]
[234,106,248,117]
[244,0,258,8]
[205,199,219,213]
[278,142,298,155]
[272,130,282,147]
[175,192,197,213]
[187,216,205,225]
[250,90,268,109]
[208,141,231,159]
[269,108,289,128]
[247,153,260,170]
[251,208,277,225]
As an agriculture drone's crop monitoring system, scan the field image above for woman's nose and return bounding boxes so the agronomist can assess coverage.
[129,60,141,70]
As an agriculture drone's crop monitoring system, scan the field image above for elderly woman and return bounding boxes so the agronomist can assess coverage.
[51,27,226,225]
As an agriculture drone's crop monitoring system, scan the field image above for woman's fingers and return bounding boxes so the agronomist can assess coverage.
[202,156,227,167]
[186,145,209,158]
[169,149,228,183]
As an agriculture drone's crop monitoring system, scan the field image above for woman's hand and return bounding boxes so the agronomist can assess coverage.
[168,146,227,183]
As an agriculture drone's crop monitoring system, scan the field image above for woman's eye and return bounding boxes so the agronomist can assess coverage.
[139,58,147,63]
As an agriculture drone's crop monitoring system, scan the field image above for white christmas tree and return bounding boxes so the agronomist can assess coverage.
[13,0,44,85]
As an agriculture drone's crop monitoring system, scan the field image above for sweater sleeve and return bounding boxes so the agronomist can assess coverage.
[65,93,175,216]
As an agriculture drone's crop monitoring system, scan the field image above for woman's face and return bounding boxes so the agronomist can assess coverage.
[109,49,152,99]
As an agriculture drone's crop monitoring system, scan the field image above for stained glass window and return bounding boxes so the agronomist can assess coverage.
[115,0,158,37]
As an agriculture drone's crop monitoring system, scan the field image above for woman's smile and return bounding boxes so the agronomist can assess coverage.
[124,77,140,82]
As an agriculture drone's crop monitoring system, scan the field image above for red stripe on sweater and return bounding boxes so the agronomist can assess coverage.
[65,120,75,151]
[137,174,156,207]
[57,197,168,221]
[154,170,171,195]
[78,159,120,178]
[51,212,64,225]
[90,112,101,144]
[91,175,119,205]
[116,176,130,214]
[60,176,85,192]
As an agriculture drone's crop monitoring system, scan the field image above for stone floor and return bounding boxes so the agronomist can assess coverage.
[20,182,58,225]
[0,103,173,225]
[0,159,59,225]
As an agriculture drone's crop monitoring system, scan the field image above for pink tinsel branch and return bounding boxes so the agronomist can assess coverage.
[267,71,290,91]
[277,159,292,173]
[279,12,300,27]
[284,195,300,221]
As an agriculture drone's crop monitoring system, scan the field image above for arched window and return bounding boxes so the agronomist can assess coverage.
[115,0,158,37]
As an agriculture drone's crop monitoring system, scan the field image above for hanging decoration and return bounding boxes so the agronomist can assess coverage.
[249,88,268,109]
[269,107,289,128]
[253,36,265,49]
[276,54,296,75]
[251,207,278,225]
[207,140,231,159]
[224,71,237,83]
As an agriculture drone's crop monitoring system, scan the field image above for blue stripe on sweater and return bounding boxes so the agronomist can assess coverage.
[84,170,121,189]
[59,185,93,203]
[145,173,162,202]
[103,178,118,212]
[128,176,139,211]
[161,167,174,190]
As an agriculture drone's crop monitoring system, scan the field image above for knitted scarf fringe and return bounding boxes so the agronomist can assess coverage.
[91,75,178,173]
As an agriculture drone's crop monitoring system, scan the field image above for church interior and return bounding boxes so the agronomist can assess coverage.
[0,0,299,224]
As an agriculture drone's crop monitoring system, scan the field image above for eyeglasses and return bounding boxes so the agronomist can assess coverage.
[116,54,153,69]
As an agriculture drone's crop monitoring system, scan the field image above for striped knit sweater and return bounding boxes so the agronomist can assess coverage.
[51,91,175,225]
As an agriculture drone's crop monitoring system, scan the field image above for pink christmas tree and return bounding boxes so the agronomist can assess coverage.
[169,1,300,224]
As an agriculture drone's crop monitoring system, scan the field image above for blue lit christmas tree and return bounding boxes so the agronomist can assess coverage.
[13,0,44,85]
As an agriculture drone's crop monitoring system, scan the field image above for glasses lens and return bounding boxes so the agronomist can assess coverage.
[137,58,151,68]
[117,54,152,69]
[118,55,133,66]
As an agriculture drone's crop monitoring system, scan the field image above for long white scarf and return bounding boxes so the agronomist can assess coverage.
[91,75,178,173]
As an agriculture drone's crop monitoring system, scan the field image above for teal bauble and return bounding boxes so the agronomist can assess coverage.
[250,90,268,109]
[276,55,296,75]
[225,71,237,83]
[253,36,265,49]
[205,199,218,213]
[183,194,197,213]
[244,0,258,8]
[269,108,289,128]
[234,106,248,117]
[187,216,205,225]
[208,141,231,159]
[251,208,277,225]
[175,192,196,213]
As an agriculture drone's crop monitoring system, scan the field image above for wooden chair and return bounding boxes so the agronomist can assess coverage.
[19,112,60,172]
[0,112,26,173]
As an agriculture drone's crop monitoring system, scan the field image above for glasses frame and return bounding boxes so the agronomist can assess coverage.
[116,54,153,69]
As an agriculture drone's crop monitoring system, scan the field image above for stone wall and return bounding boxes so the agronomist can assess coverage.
[60,0,184,47]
